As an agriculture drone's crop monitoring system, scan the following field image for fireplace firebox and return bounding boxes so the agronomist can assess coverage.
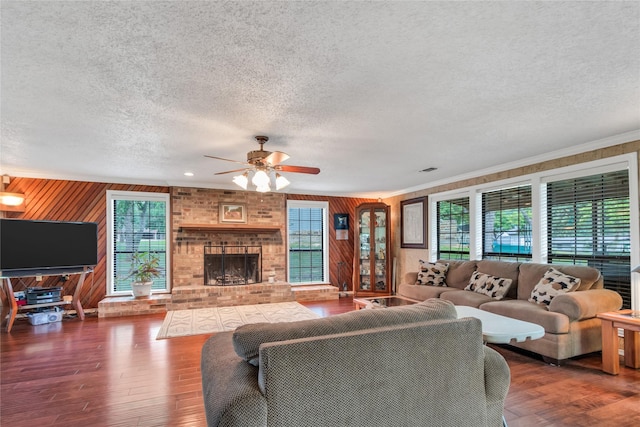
[204,245,262,286]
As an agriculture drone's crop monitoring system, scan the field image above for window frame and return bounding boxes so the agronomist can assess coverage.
[481,184,533,262]
[431,193,471,260]
[106,190,171,296]
[286,200,329,285]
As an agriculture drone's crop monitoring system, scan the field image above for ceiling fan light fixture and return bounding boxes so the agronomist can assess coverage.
[275,173,290,190]
[252,169,270,187]
[255,183,271,193]
[206,135,320,193]
[232,172,249,190]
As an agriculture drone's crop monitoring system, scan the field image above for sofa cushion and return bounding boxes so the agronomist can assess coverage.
[397,283,454,300]
[417,260,449,286]
[465,271,512,300]
[437,260,478,289]
[480,300,570,334]
[232,299,457,365]
[529,268,580,306]
[440,289,493,308]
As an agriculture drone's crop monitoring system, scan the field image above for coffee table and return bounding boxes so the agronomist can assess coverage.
[353,295,421,310]
[596,310,640,375]
[455,306,545,344]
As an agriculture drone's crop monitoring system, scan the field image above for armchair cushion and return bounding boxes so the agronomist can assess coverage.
[232,299,456,365]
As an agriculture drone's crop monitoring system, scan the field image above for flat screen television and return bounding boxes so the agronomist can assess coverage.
[0,219,98,277]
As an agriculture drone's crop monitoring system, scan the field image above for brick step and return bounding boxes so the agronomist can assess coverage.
[98,294,171,318]
[98,283,339,317]
[292,285,339,302]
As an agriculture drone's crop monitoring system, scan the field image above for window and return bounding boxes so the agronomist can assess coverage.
[429,154,638,310]
[547,170,631,308]
[287,200,328,284]
[482,185,532,261]
[107,191,170,295]
[436,197,470,260]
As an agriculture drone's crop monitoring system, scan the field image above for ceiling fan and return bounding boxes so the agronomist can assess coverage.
[204,136,320,192]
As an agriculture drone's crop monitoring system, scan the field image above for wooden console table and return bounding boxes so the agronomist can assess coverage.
[597,310,640,375]
[0,267,92,333]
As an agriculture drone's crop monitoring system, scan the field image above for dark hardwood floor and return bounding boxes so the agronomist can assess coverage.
[1,297,639,426]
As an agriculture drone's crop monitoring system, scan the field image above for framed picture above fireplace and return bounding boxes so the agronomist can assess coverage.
[220,203,247,223]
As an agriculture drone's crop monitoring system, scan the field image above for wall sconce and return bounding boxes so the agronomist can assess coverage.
[0,192,25,212]
[0,175,25,212]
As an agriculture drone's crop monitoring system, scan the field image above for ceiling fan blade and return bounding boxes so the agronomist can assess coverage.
[204,155,248,165]
[214,168,249,175]
[277,165,321,175]
[264,151,290,166]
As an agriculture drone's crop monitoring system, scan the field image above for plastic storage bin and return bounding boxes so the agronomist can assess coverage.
[27,307,63,325]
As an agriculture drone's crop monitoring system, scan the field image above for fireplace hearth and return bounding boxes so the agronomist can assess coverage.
[204,245,262,286]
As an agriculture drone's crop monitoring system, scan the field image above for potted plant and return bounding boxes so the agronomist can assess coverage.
[128,252,161,298]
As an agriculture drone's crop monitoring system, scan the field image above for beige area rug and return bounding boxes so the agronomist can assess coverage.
[156,301,319,339]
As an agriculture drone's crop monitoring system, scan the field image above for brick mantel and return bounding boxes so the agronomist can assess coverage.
[178,223,281,233]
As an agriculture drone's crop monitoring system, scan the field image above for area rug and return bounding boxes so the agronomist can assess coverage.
[156,301,319,339]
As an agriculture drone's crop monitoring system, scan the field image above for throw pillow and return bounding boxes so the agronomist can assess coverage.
[464,270,488,292]
[529,267,581,306]
[416,260,449,286]
[232,298,457,365]
[465,271,512,300]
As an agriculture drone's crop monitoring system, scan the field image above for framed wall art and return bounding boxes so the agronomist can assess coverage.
[401,197,427,249]
[334,213,349,240]
[219,203,247,223]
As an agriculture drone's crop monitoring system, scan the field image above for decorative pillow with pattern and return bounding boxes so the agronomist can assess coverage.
[416,260,449,286]
[529,267,581,306]
[465,271,512,300]
[465,271,488,292]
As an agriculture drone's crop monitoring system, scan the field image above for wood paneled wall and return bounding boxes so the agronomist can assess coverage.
[1,177,378,309]
[287,194,377,291]
[1,178,169,309]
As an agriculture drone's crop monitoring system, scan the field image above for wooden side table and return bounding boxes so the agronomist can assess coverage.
[596,310,640,375]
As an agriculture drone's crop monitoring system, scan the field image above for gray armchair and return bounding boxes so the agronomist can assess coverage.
[201,299,510,427]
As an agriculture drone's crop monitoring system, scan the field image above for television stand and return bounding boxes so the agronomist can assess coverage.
[0,266,93,333]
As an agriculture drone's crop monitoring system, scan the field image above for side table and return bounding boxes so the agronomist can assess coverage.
[596,310,640,375]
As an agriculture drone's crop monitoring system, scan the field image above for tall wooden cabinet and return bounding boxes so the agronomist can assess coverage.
[354,203,391,296]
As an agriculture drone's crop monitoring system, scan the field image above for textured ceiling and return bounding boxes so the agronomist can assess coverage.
[1,1,639,197]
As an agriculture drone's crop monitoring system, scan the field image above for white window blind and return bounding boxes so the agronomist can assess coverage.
[482,185,533,262]
[287,201,328,284]
[547,170,631,309]
[436,197,470,260]
[107,191,170,295]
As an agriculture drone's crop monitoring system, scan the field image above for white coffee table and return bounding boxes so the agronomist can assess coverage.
[455,306,545,344]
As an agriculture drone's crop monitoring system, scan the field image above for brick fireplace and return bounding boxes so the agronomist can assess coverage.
[172,187,287,287]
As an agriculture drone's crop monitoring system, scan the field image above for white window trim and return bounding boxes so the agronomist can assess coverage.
[106,190,171,296]
[428,153,639,310]
[286,200,329,285]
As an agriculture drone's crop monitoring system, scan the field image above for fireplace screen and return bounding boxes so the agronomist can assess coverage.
[204,245,262,286]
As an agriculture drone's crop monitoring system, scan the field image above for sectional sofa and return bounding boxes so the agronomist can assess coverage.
[398,259,623,362]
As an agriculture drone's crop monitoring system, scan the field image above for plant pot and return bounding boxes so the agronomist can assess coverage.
[132,281,153,298]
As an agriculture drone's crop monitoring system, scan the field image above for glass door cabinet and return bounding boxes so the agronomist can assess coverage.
[354,203,391,296]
